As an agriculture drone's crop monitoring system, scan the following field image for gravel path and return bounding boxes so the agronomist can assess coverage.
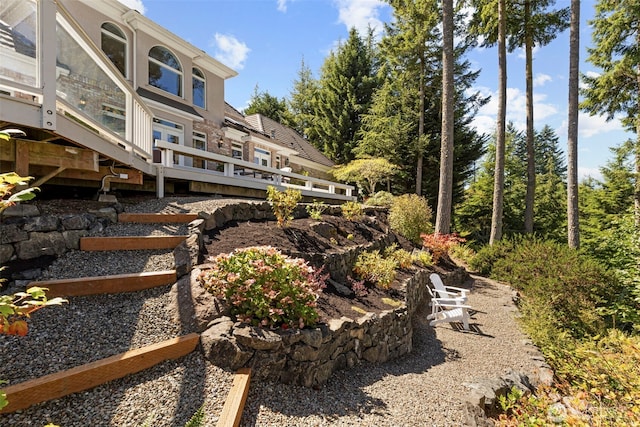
[0,197,542,426]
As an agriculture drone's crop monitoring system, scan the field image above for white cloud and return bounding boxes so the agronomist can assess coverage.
[533,73,552,87]
[578,112,624,138]
[211,33,250,70]
[471,86,559,134]
[334,0,387,36]
[116,0,146,14]
[277,0,290,12]
[578,167,602,182]
[515,45,540,60]
[579,70,600,90]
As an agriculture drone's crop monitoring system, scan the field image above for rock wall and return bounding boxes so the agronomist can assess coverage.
[196,269,432,388]
[0,204,119,284]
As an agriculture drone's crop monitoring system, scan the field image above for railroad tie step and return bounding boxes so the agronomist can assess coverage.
[216,368,252,427]
[29,270,177,297]
[0,333,200,414]
[118,213,199,224]
[80,235,188,251]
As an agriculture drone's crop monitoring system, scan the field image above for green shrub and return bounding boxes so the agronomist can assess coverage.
[388,194,432,244]
[266,186,302,227]
[353,250,397,289]
[364,191,395,208]
[305,200,327,220]
[199,247,326,329]
[492,237,611,338]
[384,244,413,269]
[341,200,363,221]
[449,243,476,265]
[411,250,433,267]
[468,239,516,275]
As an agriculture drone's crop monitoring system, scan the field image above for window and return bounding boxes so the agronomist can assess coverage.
[254,147,271,168]
[275,155,281,169]
[192,67,205,109]
[101,23,127,77]
[231,142,243,160]
[193,131,207,169]
[152,118,184,165]
[148,46,182,97]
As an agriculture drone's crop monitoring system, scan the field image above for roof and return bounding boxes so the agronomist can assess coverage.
[244,114,335,168]
[137,88,203,118]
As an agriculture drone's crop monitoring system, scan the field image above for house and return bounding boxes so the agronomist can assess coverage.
[0,0,353,201]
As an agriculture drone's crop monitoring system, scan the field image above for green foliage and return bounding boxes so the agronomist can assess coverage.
[410,250,433,268]
[491,237,611,338]
[0,380,6,411]
[449,244,476,265]
[388,194,433,244]
[184,405,206,427]
[341,201,363,221]
[288,59,320,139]
[364,191,395,208]
[200,247,326,329]
[332,158,397,196]
[305,200,327,220]
[353,250,397,289]
[383,243,413,269]
[467,239,516,275]
[244,85,292,126]
[420,233,465,264]
[1,287,67,336]
[266,186,302,227]
[0,172,39,214]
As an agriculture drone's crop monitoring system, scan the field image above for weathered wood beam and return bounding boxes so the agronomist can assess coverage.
[29,165,143,185]
[31,166,66,187]
[0,139,98,171]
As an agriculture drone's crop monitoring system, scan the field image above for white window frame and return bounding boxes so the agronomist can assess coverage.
[192,130,207,169]
[192,67,206,109]
[231,142,243,160]
[100,22,128,78]
[148,46,183,97]
[254,147,271,168]
[153,118,185,166]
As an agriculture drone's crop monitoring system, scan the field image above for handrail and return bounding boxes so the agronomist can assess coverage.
[154,139,354,197]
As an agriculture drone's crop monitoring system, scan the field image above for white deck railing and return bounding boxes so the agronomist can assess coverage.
[154,139,355,200]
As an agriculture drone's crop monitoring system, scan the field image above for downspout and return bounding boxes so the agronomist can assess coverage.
[122,11,138,90]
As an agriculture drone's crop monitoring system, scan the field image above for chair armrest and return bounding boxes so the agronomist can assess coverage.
[431,298,471,308]
[444,285,469,295]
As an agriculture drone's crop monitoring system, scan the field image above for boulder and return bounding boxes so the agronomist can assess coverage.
[201,318,253,370]
[15,231,66,259]
[1,204,40,218]
[0,224,28,244]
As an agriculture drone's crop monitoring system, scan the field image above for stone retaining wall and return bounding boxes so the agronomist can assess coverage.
[0,205,119,284]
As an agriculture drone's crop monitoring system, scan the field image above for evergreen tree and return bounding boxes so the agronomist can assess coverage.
[581,0,640,225]
[244,85,292,125]
[313,28,377,164]
[288,58,319,140]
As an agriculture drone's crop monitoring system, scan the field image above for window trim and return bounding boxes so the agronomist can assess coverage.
[192,130,207,169]
[192,67,206,109]
[148,45,183,98]
[100,22,128,78]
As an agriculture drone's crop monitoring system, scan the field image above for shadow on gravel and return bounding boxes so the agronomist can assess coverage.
[238,304,449,425]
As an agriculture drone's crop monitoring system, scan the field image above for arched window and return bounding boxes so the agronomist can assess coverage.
[148,46,182,97]
[101,22,127,77]
[192,67,206,108]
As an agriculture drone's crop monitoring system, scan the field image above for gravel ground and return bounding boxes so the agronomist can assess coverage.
[0,197,542,426]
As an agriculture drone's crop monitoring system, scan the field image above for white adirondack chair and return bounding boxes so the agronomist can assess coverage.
[426,281,472,330]
[429,273,469,303]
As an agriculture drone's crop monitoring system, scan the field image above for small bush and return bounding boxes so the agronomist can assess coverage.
[266,186,302,227]
[468,239,516,275]
[420,233,465,264]
[305,200,327,220]
[199,247,326,329]
[449,244,476,265]
[364,191,395,208]
[384,244,413,269]
[347,276,368,297]
[388,194,432,244]
[353,250,397,289]
[411,250,433,267]
[341,200,363,221]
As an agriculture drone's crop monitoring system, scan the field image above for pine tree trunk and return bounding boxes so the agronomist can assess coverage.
[567,0,580,248]
[417,54,425,196]
[490,0,507,245]
[435,0,455,235]
[524,0,535,234]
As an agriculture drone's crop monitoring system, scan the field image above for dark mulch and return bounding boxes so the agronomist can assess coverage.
[202,214,418,324]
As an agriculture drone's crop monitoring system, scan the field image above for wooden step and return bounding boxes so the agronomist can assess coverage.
[29,270,177,297]
[0,333,200,413]
[118,213,199,224]
[80,235,188,251]
[216,368,252,427]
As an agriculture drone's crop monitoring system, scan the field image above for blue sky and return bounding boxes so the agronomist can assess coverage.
[120,0,633,181]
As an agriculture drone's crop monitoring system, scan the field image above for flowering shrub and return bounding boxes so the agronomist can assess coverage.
[341,201,363,221]
[420,233,465,264]
[266,186,302,227]
[199,247,326,329]
[0,287,66,336]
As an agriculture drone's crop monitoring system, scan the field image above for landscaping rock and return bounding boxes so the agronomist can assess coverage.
[0,223,28,244]
[1,204,40,218]
[15,231,66,259]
